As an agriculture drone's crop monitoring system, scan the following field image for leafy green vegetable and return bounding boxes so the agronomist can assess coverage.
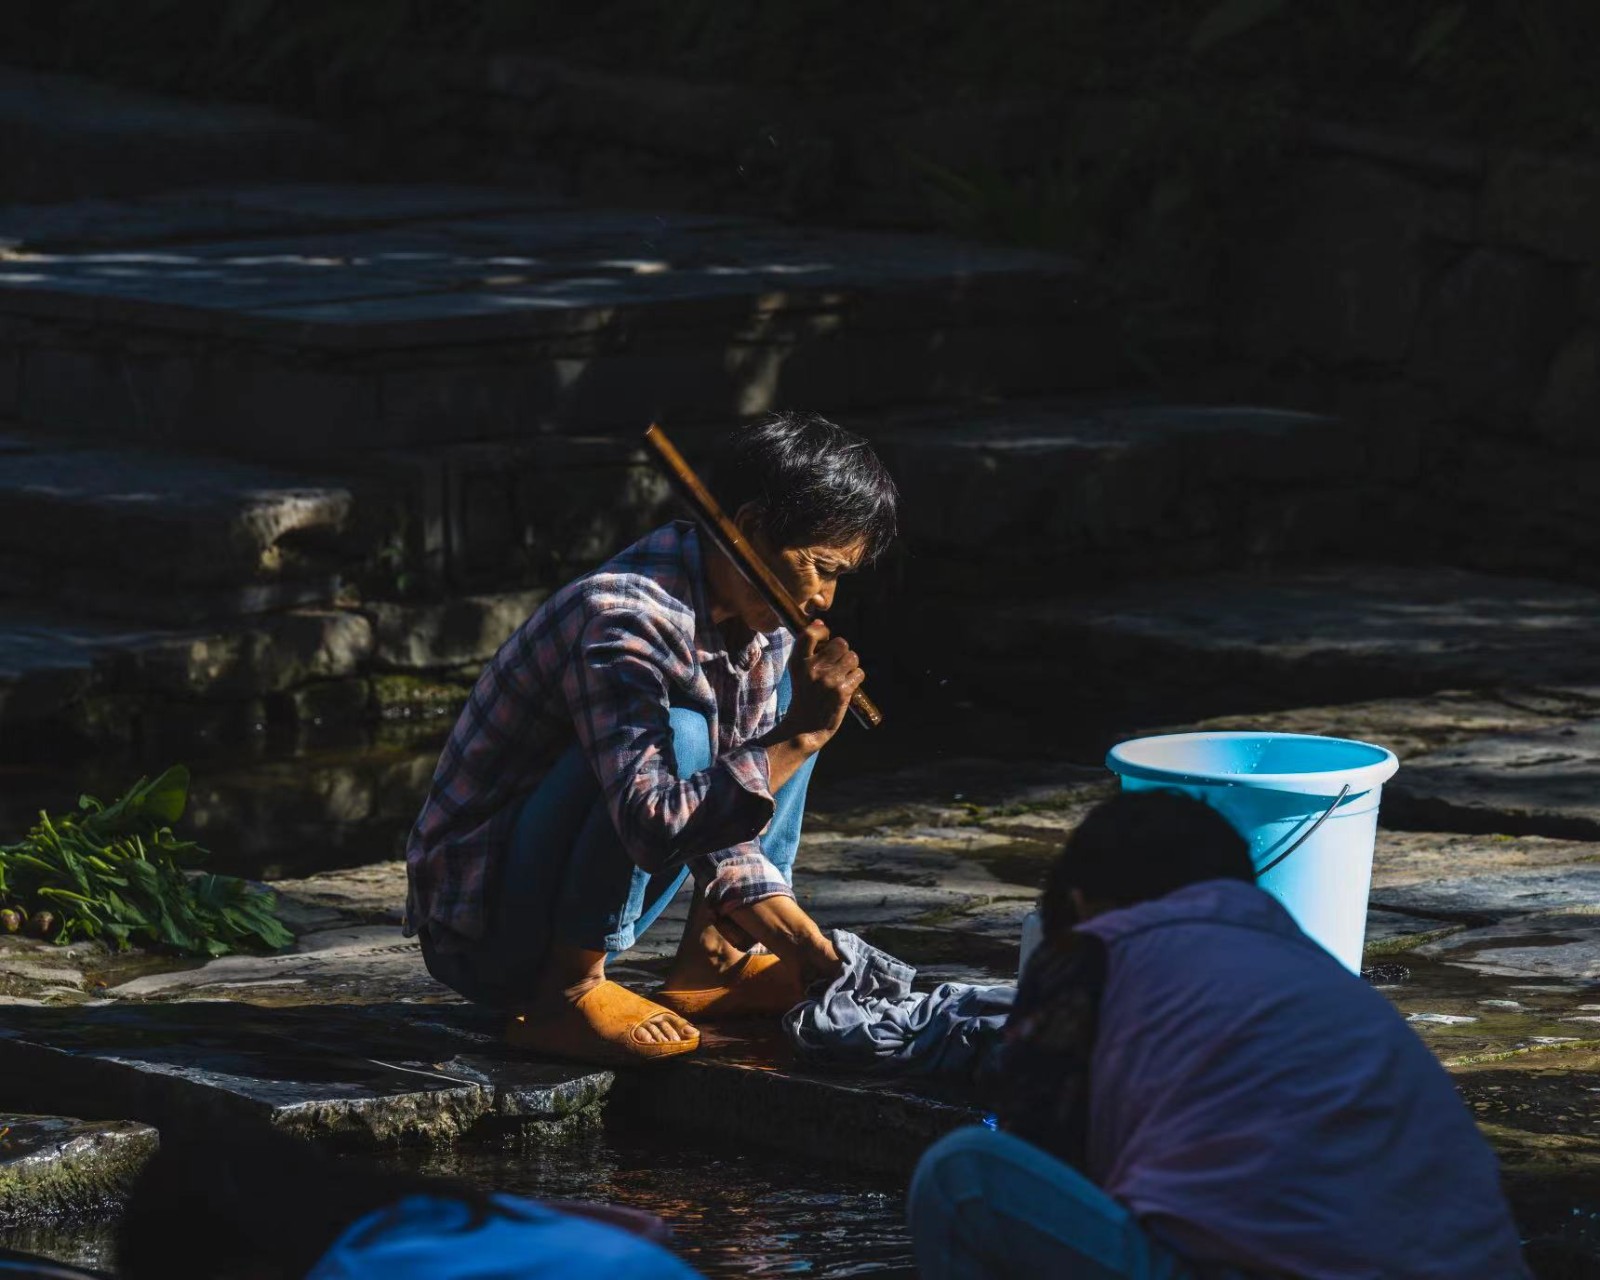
[0,766,292,957]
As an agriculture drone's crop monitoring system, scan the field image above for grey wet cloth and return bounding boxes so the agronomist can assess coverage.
[782,929,1015,1077]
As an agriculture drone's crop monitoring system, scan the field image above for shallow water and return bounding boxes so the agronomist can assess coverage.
[383,1125,916,1278]
[0,1219,116,1274]
[1,1123,913,1278]
[12,1141,1600,1278]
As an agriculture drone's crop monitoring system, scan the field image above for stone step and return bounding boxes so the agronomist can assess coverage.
[0,606,372,743]
[0,391,1403,632]
[0,437,355,610]
[0,65,347,204]
[865,398,1415,592]
[332,396,1417,610]
[0,419,669,624]
[0,185,1118,460]
[955,566,1600,722]
[0,613,170,733]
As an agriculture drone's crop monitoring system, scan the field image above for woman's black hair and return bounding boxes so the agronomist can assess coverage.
[1040,791,1256,934]
[115,1121,511,1280]
[710,411,899,563]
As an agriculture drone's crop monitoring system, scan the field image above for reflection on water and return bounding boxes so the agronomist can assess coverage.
[4,1126,1597,1277]
[383,1124,916,1279]
[0,723,447,883]
[5,1127,912,1278]
[0,1218,116,1274]
[1515,1190,1600,1279]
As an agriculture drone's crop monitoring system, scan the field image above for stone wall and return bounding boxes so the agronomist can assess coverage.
[1221,129,1600,445]
[1216,127,1600,583]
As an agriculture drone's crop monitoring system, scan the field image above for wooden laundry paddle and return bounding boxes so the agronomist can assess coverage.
[643,422,884,730]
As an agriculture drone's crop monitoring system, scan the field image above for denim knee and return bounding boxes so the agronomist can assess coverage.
[912,1126,998,1213]
[668,705,713,776]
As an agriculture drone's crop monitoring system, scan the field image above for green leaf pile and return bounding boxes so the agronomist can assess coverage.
[0,766,293,958]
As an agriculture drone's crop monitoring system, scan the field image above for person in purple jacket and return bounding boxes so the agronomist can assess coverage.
[909,790,1531,1279]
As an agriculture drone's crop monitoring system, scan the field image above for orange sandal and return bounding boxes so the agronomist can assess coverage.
[654,952,807,1021]
[506,980,700,1066]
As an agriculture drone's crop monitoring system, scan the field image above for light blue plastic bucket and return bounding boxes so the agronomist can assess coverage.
[1105,732,1400,971]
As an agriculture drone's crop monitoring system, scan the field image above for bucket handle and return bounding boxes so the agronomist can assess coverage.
[1254,783,1352,878]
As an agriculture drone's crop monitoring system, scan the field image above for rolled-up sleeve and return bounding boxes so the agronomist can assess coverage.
[688,748,794,914]
[561,609,794,914]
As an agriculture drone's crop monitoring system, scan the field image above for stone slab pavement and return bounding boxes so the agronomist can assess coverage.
[974,567,1600,716]
[0,442,353,591]
[1385,720,1600,841]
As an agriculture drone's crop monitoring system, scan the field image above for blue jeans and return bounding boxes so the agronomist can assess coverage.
[910,1128,1249,1280]
[423,675,816,1009]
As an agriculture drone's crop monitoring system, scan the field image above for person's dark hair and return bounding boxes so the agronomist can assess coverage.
[1040,791,1255,933]
[710,411,899,563]
[115,1121,510,1280]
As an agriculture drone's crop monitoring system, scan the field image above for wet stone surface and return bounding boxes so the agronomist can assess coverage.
[1387,720,1600,841]
[0,996,985,1181]
[0,1002,612,1148]
[101,925,436,1006]
[1370,955,1600,1065]
[1418,917,1600,983]
[0,1115,156,1226]
[1372,866,1600,923]
[1362,908,1464,955]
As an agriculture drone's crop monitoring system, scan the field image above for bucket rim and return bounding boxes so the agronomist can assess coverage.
[1105,730,1399,797]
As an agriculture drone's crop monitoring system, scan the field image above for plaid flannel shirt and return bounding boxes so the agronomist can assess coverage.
[404,521,795,951]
